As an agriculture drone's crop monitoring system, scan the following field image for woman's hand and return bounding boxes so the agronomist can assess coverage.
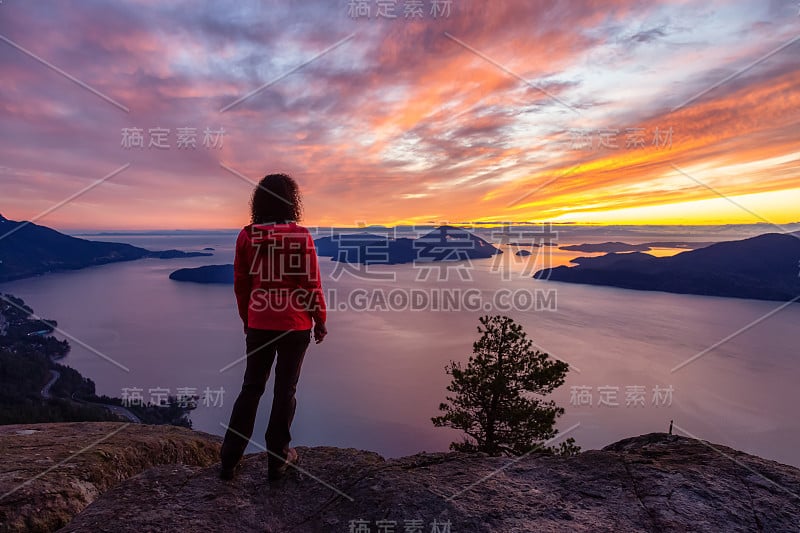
[313,322,327,344]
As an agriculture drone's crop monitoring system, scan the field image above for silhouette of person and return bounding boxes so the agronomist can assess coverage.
[220,173,327,481]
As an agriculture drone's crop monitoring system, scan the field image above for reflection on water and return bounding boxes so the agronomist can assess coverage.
[2,232,798,467]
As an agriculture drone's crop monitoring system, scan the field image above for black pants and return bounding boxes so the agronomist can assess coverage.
[220,328,311,469]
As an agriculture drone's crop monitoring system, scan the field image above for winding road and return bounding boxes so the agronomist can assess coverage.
[40,369,60,399]
[40,368,141,423]
[97,403,141,424]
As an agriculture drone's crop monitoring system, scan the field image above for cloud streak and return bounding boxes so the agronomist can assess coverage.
[0,0,798,228]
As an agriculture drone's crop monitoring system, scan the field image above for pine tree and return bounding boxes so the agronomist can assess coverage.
[432,315,579,456]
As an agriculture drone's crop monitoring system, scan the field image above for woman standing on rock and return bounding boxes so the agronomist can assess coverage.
[220,173,327,481]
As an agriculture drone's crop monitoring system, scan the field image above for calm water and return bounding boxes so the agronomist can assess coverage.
[2,231,798,467]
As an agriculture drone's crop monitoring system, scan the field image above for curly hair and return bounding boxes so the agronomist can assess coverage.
[250,173,303,224]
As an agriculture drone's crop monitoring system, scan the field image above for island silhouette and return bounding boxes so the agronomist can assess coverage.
[535,233,800,302]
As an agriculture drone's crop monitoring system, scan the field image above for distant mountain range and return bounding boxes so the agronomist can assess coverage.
[559,241,716,253]
[0,214,211,283]
[314,225,501,264]
[535,233,800,302]
[169,226,502,284]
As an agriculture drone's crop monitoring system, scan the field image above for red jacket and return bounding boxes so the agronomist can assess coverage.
[233,222,326,331]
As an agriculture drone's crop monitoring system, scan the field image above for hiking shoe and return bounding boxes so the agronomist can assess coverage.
[219,463,238,481]
[268,448,299,480]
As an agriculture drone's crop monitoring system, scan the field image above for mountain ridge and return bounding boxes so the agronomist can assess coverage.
[169,225,503,284]
[535,233,800,302]
[0,216,212,283]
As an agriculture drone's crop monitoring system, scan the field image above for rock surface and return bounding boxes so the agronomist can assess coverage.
[0,422,221,532]
[63,433,800,532]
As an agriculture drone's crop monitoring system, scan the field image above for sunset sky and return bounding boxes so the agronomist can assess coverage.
[1,0,799,229]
